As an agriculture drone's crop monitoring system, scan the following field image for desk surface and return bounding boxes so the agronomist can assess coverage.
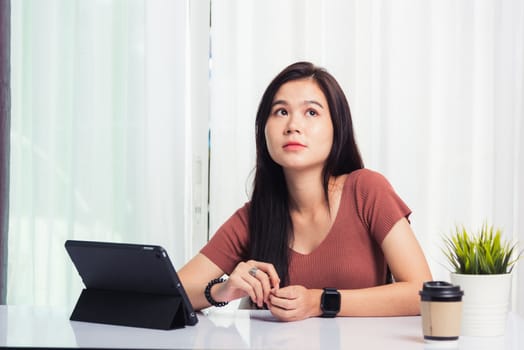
[0,305,522,349]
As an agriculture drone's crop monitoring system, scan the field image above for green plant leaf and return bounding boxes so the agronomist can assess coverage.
[441,223,522,274]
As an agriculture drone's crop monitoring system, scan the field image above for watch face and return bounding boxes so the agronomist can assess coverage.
[323,292,341,310]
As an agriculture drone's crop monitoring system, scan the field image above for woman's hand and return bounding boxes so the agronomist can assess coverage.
[267,286,322,321]
[214,260,280,308]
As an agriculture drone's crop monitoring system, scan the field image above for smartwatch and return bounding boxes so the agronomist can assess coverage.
[320,287,341,317]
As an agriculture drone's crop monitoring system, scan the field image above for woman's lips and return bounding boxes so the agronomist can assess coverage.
[283,142,306,150]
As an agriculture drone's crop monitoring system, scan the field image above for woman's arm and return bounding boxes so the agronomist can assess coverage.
[339,217,432,316]
[268,217,432,321]
[178,253,225,310]
[178,253,281,311]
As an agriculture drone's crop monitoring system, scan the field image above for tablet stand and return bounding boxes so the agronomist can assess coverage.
[70,288,186,330]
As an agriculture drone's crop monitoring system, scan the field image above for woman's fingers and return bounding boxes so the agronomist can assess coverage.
[247,261,281,303]
[228,273,262,306]
[243,262,270,307]
[267,286,319,322]
[228,260,280,307]
[251,260,281,290]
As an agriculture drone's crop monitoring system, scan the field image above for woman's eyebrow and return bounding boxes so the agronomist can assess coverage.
[271,100,324,108]
[305,100,324,109]
[271,100,288,107]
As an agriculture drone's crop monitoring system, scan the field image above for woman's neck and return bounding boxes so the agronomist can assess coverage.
[284,169,329,215]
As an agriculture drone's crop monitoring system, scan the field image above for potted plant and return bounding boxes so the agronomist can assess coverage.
[442,223,522,337]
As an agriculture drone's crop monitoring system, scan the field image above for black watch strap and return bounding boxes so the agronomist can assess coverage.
[321,287,341,318]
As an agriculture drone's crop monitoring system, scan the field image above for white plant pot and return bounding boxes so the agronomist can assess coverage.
[450,273,512,337]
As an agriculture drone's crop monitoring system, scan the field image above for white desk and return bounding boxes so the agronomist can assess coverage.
[0,305,522,349]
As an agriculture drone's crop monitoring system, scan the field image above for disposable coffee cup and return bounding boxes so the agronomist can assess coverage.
[419,281,464,342]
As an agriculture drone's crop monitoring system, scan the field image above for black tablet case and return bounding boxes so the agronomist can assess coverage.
[65,240,198,330]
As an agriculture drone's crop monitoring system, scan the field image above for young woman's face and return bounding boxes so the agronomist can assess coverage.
[264,78,333,172]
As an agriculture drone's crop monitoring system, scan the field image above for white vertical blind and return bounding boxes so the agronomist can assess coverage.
[8,0,209,307]
[209,0,524,316]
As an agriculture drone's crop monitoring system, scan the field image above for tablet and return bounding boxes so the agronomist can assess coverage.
[65,239,198,327]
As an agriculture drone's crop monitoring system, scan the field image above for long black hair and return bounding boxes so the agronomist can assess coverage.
[248,61,364,286]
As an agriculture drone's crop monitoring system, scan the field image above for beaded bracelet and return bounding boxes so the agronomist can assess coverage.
[204,277,229,307]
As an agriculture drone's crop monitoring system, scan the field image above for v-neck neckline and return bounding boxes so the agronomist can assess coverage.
[289,175,348,257]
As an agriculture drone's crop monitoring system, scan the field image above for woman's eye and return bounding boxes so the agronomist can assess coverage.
[307,109,318,117]
[275,108,287,116]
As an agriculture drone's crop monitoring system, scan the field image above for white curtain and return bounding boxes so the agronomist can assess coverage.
[9,0,524,317]
[209,0,524,316]
[8,0,210,307]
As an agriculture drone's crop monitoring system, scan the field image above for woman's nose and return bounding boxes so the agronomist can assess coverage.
[285,114,301,134]
[285,127,300,134]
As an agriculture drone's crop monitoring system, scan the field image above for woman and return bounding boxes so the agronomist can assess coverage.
[178,61,432,322]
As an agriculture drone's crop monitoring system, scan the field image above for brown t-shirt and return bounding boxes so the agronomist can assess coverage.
[200,168,411,289]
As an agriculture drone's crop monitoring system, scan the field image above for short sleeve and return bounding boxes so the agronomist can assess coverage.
[353,169,411,245]
[200,203,250,274]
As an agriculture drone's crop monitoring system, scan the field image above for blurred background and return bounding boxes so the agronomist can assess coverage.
[4,0,523,317]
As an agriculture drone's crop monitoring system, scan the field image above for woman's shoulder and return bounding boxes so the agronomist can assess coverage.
[344,168,391,188]
[341,168,397,201]
[231,202,250,225]
[212,202,250,236]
